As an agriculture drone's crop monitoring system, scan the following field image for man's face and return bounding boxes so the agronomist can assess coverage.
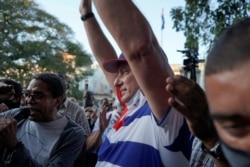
[25,79,61,122]
[85,111,92,120]
[205,62,250,153]
[114,63,139,103]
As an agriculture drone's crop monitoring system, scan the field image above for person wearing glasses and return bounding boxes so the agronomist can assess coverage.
[0,73,87,167]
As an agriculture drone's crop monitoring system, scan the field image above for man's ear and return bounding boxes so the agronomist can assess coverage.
[55,96,63,108]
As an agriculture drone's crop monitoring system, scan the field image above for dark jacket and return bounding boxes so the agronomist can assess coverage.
[0,107,87,167]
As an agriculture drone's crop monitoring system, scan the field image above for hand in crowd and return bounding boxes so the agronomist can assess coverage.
[0,82,15,101]
[166,75,217,145]
[0,103,9,113]
[99,106,111,133]
[0,115,18,151]
[90,108,98,122]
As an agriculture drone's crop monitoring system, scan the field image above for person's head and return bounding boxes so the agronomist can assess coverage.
[55,72,69,89]
[69,96,77,103]
[85,106,98,124]
[24,73,66,122]
[103,53,139,103]
[205,17,250,164]
[85,107,95,117]
[55,72,69,98]
[0,79,22,109]
[84,91,94,108]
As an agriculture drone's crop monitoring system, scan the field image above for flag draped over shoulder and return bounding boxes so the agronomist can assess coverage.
[161,8,165,30]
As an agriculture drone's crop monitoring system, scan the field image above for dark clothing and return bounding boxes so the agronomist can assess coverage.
[0,108,87,167]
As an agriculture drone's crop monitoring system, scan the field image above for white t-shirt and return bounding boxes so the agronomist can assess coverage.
[17,116,68,165]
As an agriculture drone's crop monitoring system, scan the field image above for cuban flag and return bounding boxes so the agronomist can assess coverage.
[161,8,165,30]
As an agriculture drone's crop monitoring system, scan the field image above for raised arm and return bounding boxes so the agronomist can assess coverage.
[85,106,110,152]
[166,75,230,167]
[92,0,174,121]
[79,0,117,92]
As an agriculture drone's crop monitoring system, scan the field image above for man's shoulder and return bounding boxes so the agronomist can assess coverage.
[0,107,28,118]
[65,98,84,111]
[2,107,21,114]
[59,98,85,117]
[65,117,87,135]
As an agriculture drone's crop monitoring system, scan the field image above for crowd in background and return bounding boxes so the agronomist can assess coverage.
[0,0,250,166]
[0,74,122,167]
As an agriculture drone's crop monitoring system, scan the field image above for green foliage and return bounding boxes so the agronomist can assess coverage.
[170,0,250,52]
[0,0,93,98]
[67,79,84,100]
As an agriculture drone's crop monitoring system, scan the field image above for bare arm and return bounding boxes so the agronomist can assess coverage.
[93,0,174,121]
[166,75,230,167]
[85,106,110,152]
[79,0,117,93]
[86,130,103,152]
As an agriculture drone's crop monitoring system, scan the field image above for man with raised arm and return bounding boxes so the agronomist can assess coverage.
[79,0,193,166]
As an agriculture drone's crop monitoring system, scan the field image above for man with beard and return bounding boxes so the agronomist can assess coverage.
[0,73,87,166]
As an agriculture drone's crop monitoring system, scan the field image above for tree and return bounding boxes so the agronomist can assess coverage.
[170,0,250,53]
[0,0,93,98]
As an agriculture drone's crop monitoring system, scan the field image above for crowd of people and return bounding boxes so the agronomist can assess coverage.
[0,0,249,166]
[0,73,120,167]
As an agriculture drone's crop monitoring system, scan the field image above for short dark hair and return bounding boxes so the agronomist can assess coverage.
[32,73,66,98]
[84,91,94,108]
[205,17,250,76]
[54,72,70,89]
